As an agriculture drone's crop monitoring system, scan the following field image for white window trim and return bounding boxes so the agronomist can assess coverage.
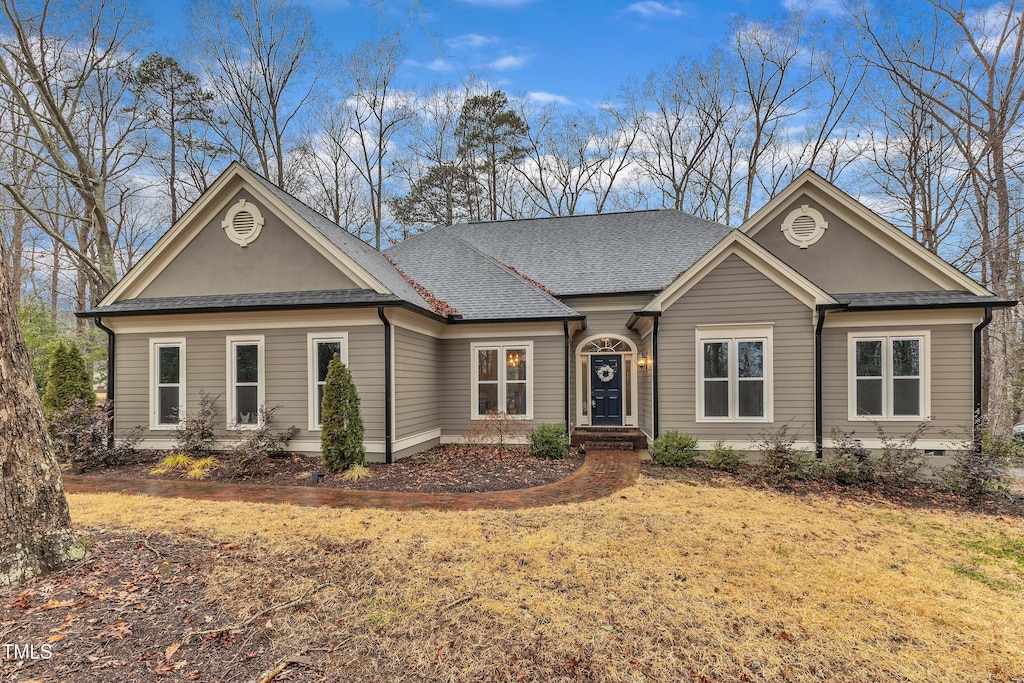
[695,324,774,423]
[470,341,533,420]
[847,331,931,421]
[226,335,265,429]
[149,338,186,431]
[307,332,349,431]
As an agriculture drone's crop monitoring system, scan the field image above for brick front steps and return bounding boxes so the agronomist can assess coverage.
[61,450,640,512]
[570,427,648,452]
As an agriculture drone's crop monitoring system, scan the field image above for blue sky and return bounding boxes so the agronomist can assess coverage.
[143,0,830,106]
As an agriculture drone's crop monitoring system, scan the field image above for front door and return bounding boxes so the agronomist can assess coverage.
[590,354,623,426]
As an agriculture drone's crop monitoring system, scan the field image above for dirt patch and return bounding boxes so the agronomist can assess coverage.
[642,461,1024,517]
[75,445,584,494]
[0,528,320,683]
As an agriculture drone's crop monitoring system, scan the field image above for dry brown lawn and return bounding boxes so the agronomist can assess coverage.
[66,475,1024,682]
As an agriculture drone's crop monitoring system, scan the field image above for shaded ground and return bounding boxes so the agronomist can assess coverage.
[75,445,584,494]
[642,461,1024,517]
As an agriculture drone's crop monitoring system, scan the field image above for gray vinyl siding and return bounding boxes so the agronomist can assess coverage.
[114,324,386,448]
[394,327,441,441]
[821,322,974,439]
[440,333,565,438]
[657,254,816,443]
[639,331,654,438]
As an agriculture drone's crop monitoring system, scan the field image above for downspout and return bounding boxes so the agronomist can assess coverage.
[973,306,993,452]
[93,317,116,448]
[814,306,827,460]
[377,307,393,464]
[652,315,660,439]
[563,320,571,436]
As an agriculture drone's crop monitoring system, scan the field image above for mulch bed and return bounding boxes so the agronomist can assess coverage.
[0,529,320,683]
[74,445,585,494]
[642,461,1024,517]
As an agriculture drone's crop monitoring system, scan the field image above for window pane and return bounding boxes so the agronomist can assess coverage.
[892,339,920,377]
[506,348,527,382]
[581,359,588,416]
[704,381,729,417]
[856,378,883,416]
[506,382,527,415]
[855,340,882,377]
[737,341,764,378]
[317,341,341,382]
[478,383,498,414]
[893,378,920,416]
[158,346,179,384]
[236,344,259,383]
[738,380,764,418]
[158,386,179,424]
[624,360,632,418]
[235,386,259,424]
[703,342,728,379]
[478,349,497,382]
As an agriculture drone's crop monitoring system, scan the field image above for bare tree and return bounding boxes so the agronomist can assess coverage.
[340,32,413,250]
[188,0,329,189]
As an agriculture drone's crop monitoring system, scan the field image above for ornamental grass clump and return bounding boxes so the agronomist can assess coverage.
[651,430,699,467]
[320,354,365,473]
[528,422,569,459]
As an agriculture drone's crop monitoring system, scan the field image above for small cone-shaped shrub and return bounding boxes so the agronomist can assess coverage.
[42,341,94,422]
[320,354,365,472]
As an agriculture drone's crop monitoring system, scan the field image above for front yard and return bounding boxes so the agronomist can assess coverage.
[3,474,1023,682]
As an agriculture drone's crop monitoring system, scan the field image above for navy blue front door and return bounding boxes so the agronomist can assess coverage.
[591,355,623,426]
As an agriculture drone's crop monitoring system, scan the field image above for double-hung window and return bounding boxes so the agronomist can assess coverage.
[472,343,531,419]
[151,339,185,429]
[696,326,772,421]
[851,333,927,419]
[227,336,264,427]
[308,334,346,430]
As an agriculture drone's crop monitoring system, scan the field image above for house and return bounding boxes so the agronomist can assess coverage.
[80,163,1014,462]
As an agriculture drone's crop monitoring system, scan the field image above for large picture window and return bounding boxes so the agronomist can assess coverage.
[696,326,772,422]
[227,336,264,427]
[851,334,927,419]
[472,343,531,419]
[308,334,347,430]
[151,339,185,429]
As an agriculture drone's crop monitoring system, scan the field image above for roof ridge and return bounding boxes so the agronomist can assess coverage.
[452,207,687,228]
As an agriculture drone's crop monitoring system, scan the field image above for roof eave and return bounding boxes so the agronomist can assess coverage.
[78,299,448,323]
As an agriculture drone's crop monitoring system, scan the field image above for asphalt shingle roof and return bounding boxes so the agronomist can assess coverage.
[247,172,432,311]
[833,291,1015,309]
[443,210,731,296]
[386,227,581,321]
[89,289,401,316]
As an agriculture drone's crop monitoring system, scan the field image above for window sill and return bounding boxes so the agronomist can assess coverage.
[848,415,930,422]
[695,417,774,423]
[470,414,532,421]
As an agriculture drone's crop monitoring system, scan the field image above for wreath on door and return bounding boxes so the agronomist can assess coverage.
[595,363,616,383]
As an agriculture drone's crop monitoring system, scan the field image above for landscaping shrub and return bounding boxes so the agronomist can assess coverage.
[873,421,926,490]
[941,428,1024,500]
[528,422,569,459]
[41,341,94,427]
[221,405,299,479]
[321,354,365,473]
[651,430,699,467]
[50,398,143,473]
[462,410,527,450]
[754,425,814,485]
[826,428,875,487]
[706,439,746,473]
[173,389,219,456]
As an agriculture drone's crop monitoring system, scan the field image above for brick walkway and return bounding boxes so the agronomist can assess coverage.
[62,449,640,511]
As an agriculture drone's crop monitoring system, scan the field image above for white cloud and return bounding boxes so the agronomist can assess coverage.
[624,1,689,18]
[426,57,456,72]
[461,0,535,6]
[527,91,573,105]
[446,33,500,50]
[490,54,527,70]
[780,0,844,15]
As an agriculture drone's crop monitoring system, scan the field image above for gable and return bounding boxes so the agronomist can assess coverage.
[743,172,990,296]
[138,189,359,299]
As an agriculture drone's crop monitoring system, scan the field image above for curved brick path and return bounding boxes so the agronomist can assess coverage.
[61,449,640,511]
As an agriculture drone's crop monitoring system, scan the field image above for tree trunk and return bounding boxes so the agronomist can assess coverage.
[0,242,84,586]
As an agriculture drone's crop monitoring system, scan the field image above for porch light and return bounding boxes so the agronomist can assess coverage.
[637,356,652,369]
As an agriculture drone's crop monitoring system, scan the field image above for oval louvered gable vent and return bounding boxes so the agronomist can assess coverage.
[222,199,265,247]
[781,205,827,248]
